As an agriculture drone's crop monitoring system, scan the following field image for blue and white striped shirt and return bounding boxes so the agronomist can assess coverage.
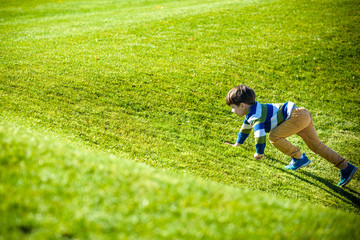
[236,101,296,154]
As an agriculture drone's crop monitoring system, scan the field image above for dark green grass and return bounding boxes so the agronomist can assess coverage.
[1,122,360,239]
[1,0,359,224]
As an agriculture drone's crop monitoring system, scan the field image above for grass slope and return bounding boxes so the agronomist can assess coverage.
[1,122,360,239]
[1,0,359,226]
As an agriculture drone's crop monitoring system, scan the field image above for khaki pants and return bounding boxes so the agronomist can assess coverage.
[269,107,348,170]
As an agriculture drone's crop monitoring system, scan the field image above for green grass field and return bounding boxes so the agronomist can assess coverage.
[1,0,360,239]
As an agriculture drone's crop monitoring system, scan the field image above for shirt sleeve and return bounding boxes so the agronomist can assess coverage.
[253,121,266,154]
[236,119,253,144]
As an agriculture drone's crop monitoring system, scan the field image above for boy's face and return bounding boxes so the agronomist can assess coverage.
[230,103,248,118]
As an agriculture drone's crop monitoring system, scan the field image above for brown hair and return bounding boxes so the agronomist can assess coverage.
[226,85,256,106]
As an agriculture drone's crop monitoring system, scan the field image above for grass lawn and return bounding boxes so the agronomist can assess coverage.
[1,120,360,239]
[1,0,360,238]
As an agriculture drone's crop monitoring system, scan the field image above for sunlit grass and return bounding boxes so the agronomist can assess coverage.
[1,0,360,238]
[1,121,359,239]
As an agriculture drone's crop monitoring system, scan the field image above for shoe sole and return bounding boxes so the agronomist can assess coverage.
[340,167,358,187]
[286,160,311,171]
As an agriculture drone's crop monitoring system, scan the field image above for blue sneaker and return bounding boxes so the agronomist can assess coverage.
[338,163,358,187]
[285,153,311,171]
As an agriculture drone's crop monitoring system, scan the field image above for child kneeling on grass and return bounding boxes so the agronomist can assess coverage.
[225,85,358,187]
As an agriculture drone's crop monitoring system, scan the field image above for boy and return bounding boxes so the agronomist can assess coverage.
[225,85,358,187]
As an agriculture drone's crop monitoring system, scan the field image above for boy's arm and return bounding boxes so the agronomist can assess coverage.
[224,120,252,147]
[236,120,252,144]
[253,121,266,154]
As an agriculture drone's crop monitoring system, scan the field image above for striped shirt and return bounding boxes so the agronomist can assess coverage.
[236,101,296,154]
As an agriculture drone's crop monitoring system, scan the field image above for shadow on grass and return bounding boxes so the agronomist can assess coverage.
[264,156,360,211]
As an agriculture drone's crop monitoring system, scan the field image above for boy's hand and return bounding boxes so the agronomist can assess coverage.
[224,142,241,147]
[254,153,264,160]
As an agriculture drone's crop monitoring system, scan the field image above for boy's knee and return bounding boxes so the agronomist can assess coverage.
[269,132,280,144]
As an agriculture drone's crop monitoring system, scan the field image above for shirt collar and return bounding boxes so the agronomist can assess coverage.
[247,101,258,116]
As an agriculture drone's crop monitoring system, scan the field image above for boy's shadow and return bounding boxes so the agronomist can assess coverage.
[263,156,360,210]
